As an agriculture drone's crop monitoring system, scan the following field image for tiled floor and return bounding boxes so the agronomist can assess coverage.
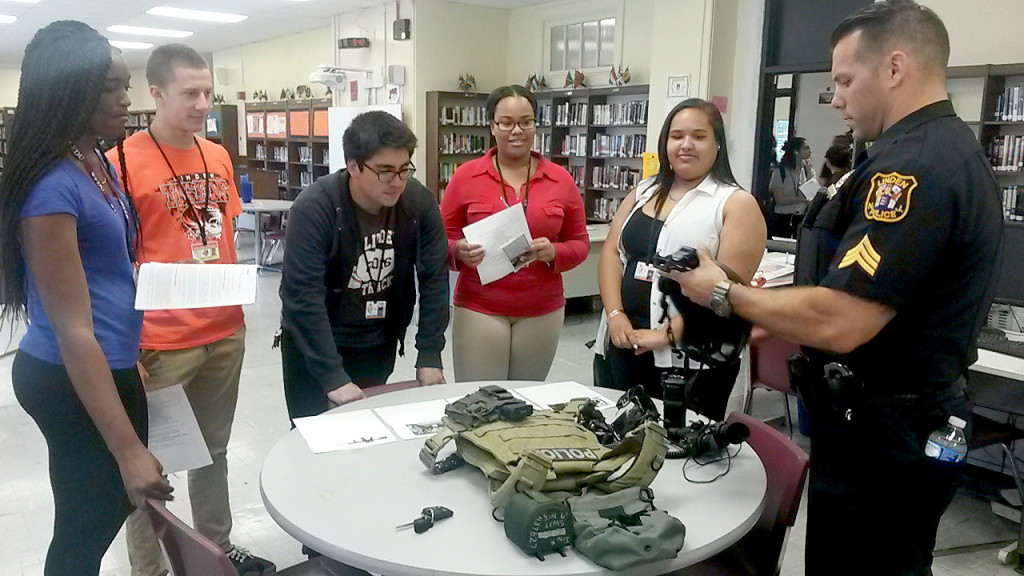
[0,246,1021,575]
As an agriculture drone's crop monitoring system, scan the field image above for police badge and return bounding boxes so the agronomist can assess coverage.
[864,171,918,223]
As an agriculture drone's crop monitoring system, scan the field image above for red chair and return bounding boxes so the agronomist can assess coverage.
[672,411,810,576]
[745,327,802,437]
[146,500,370,576]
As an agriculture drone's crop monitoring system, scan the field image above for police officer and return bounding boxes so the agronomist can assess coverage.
[669,2,1002,574]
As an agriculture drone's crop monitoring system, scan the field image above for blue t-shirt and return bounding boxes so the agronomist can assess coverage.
[19,158,142,369]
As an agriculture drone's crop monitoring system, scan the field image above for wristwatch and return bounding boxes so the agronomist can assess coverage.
[709,280,736,318]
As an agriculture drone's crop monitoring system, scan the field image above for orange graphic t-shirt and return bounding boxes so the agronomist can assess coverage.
[109,131,244,350]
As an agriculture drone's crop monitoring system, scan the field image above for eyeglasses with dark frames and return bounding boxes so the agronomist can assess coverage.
[363,164,417,183]
[493,118,537,132]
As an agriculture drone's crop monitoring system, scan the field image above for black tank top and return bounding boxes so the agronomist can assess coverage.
[620,209,662,329]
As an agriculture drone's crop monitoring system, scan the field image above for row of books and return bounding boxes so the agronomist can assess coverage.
[296,146,329,165]
[591,101,648,126]
[592,166,641,190]
[994,85,1024,121]
[439,161,463,185]
[1001,186,1024,221]
[569,166,585,188]
[533,133,552,156]
[253,144,288,162]
[591,134,646,159]
[592,197,622,222]
[989,135,1024,172]
[537,104,553,127]
[299,171,314,188]
[439,105,488,127]
[559,134,588,157]
[553,102,588,127]
[440,133,488,155]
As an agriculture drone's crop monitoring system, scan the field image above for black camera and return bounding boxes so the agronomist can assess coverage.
[667,420,749,459]
[652,246,699,273]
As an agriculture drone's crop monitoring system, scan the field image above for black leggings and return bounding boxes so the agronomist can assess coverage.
[280,328,398,422]
[12,351,147,576]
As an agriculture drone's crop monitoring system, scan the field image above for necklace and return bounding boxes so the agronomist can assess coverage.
[69,143,110,193]
[69,142,135,260]
[495,155,532,210]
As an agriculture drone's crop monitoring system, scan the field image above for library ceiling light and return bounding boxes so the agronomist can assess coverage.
[0,15,15,24]
[107,25,193,38]
[146,6,248,23]
[110,40,154,50]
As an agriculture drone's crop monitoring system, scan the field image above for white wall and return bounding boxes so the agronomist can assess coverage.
[723,0,765,190]
[793,72,847,175]
[922,0,1024,67]
[0,68,19,106]
[414,0,509,171]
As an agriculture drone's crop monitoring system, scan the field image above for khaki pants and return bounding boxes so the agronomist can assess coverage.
[453,306,564,382]
[126,327,246,576]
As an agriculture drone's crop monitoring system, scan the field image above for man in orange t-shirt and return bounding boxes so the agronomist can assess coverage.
[109,44,273,575]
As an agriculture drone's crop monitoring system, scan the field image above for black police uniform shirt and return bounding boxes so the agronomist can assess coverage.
[812,100,1002,393]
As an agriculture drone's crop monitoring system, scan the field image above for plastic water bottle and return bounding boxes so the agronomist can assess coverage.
[240,173,253,203]
[924,416,968,463]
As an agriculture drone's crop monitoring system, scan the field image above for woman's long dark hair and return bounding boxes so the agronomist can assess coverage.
[779,136,807,179]
[649,98,738,216]
[0,21,136,329]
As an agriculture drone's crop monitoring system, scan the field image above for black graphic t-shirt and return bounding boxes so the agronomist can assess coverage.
[339,207,395,345]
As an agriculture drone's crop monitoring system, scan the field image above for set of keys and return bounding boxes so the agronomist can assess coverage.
[395,506,454,534]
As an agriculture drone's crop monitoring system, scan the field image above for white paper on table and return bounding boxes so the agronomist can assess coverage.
[146,385,213,474]
[513,382,618,412]
[293,409,398,453]
[373,399,450,440]
[462,204,533,285]
[135,263,258,310]
[799,179,822,200]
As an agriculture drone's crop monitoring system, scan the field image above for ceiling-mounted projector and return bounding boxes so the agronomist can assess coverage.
[309,65,348,89]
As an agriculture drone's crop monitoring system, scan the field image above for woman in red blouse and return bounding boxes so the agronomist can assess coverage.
[441,85,588,381]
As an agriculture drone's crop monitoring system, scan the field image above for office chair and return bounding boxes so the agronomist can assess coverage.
[364,379,421,398]
[671,411,810,576]
[744,327,802,437]
[146,500,370,576]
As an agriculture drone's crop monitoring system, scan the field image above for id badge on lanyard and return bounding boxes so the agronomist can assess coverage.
[365,300,387,320]
[634,261,657,283]
[191,239,220,262]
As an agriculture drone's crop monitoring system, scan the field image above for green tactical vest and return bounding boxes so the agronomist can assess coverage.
[420,393,668,509]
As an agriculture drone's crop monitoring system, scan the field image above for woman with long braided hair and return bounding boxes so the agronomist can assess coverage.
[0,21,172,575]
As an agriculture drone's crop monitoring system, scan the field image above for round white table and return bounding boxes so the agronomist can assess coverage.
[260,382,767,576]
[240,199,293,271]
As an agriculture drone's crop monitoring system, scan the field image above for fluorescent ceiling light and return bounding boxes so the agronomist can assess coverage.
[1,1,40,3]
[106,25,193,38]
[0,15,15,24]
[109,40,154,50]
[146,6,247,23]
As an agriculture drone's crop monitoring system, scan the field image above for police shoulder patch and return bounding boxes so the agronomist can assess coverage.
[864,171,918,223]
[838,235,881,277]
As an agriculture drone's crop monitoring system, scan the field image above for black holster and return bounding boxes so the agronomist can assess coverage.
[788,353,864,416]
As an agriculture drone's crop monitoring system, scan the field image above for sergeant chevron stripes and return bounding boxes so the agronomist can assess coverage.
[838,235,881,277]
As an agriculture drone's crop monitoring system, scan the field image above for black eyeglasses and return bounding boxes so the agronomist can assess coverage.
[363,164,416,183]
[493,119,537,132]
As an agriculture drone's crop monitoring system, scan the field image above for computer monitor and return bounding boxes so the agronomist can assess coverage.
[993,222,1024,306]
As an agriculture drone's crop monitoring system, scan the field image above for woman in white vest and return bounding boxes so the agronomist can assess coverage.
[594,98,766,406]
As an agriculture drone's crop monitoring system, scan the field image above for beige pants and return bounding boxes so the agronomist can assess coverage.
[453,306,564,382]
[126,327,246,576]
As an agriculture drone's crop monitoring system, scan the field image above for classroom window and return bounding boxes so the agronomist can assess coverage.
[548,17,616,72]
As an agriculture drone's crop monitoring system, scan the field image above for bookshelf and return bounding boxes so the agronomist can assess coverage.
[245,98,331,199]
[0,107,13,174]
[534,84,649,223]
[202,104,240,169]
[125,109,155,138]
[425,91,493,201]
